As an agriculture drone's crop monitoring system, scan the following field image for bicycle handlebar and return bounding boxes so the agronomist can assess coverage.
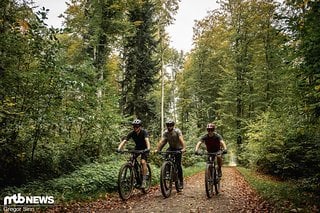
[195,150,224,156]
[158,150,182,155]
[116,149,150,154]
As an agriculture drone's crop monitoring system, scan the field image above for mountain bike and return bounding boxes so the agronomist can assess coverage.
[196,150,224,198]
[117,149,152,200]
[158,150,183,198]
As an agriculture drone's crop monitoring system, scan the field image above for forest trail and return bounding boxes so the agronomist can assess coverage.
[47,167,273,212]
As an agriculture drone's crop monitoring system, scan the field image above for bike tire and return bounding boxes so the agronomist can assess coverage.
[118,163,134,200]
[174,168,182,192]
[205,164,214,198]
[160,161,173,198]
[142,163,152,193]
[214,165,221,195]
[175,179,181,192]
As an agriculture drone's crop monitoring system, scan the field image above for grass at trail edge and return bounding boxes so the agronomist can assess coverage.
[238,167,319,212]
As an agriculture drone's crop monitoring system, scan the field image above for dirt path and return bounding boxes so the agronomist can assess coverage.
[47,167,273,212]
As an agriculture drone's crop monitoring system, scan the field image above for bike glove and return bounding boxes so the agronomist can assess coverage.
[144,149,150,153]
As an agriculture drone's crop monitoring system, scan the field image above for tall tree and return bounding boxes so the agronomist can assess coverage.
[218,0,285,150]
[121,0,159,126]
[0,1,63,186]
[285,0,320,121]
[156,0,180,132]
[177,0,288,160]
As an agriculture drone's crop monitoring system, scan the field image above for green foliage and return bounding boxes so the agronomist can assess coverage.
[0,2,64,187]
[243,109,320,181]
[238,167,319,212]
[0,157,206,204]
[1,0,320,206]
[242,111,288,174]
[285,0,320,120]
[0,0,126,189]
[176,0,320,193]
[0,160,121,202]
[49,164,118,201]
[237,0,320,185]
[183,162,206,177]
[177,0,288,160]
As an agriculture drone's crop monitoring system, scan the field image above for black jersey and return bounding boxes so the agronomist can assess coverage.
[125,129,149,150]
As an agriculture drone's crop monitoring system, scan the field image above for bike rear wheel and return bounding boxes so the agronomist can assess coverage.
[214,165,221,195]
[118,163,134,200]
[160,161,173,198]
[205,164,214,198]
[142,163,152,193]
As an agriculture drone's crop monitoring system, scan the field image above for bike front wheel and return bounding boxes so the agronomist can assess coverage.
[205,164,214,198]
[214,165,221,195]
[160,161,173,198]
[118,163,134,200]
[142,163,152,193]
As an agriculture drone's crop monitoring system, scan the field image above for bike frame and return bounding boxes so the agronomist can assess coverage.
[199,150,222,198]
[158,150,182,198]
[117,150,151,200]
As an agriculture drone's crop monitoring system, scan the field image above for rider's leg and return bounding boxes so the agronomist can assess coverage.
[141,157,148,188]
[141,159,147,176]
[217,155,223,177]
[176,152,184,189]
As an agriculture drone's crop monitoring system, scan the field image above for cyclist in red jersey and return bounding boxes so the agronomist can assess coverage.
[195,123,227,176]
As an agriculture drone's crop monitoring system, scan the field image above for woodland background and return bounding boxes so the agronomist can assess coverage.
[0,0,319,202]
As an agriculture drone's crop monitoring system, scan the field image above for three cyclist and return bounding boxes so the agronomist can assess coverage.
[195,123,227,177]
[117,120,227,191]
[117,119,150,188]
[155,119,186,191]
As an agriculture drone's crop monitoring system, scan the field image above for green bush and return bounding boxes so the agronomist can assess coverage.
[238,167,319,212]
[243,110,320,185]
[0,159,123,203]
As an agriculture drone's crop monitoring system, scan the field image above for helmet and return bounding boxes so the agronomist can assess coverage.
[132,119,142,126]
[165,119,175,126]
[206,123,216,130]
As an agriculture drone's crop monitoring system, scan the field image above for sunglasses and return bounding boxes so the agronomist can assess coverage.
[133,125,141,129]
[166,124,174,127]
[207,128,214,132]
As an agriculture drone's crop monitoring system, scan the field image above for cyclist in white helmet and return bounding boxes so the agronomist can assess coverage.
[118,119,150,188]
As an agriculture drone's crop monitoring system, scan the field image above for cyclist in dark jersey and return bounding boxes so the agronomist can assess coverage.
[155,119,186,191]
[117,119,151,188]
[195,123,227,176]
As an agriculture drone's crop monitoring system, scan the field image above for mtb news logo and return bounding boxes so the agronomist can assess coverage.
[4,193,54,206]
[3,193,54,212]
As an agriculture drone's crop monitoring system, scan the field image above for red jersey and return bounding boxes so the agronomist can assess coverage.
[200,133,223,152]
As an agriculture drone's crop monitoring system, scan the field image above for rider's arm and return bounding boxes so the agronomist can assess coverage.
[220,139,227,150]
[195,141,203,152]
[179,135,186,152]
[156,138,166,152]
[145,137,151,150]
[118,139,127,151]
[118,132,132,150]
